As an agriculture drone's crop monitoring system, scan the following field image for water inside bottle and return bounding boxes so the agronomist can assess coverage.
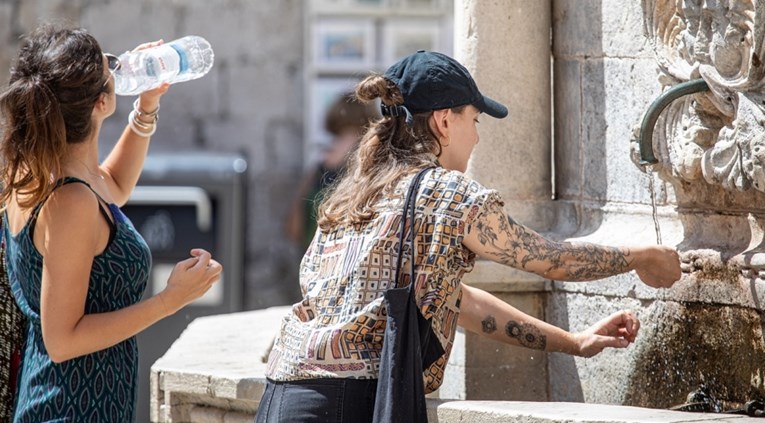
[146,44,183,80]
[169,44,189,74]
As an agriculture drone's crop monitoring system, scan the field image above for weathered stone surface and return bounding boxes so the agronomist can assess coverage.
[581,57,664,204]
[554,58,584,200]
[554,0,660,59]
[625,302,765,411]
[151,307,290,421]
[552,0,605,58]
[457,0,553,231]
[436,400,762,422]
[640,0,765,198]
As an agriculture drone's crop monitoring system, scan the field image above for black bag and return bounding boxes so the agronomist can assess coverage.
[373,167,445,423]
[0,221,24,422]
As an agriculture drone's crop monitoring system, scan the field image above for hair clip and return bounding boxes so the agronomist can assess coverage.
[381,104,414,126]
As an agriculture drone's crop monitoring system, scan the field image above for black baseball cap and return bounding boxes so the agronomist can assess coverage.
[383,50,508,119]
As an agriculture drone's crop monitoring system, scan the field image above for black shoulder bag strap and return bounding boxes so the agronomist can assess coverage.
[393,167,428,289]
[373,167,445,423]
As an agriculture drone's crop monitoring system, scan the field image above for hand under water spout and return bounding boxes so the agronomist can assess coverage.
[629,244,683,289]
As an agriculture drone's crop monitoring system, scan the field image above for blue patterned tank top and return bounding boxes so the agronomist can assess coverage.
[4,177,151,422]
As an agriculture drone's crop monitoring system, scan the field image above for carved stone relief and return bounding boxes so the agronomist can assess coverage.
[638,0,765,192]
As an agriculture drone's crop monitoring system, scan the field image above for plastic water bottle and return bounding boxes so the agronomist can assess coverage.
[113,36,215,96]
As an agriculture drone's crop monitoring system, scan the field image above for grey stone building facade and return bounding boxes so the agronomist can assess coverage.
[0,0,306,310]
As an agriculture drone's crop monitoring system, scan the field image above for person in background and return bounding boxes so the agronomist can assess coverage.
[0,24,222,422]
[256,51,682,422]
[285,92,379,250]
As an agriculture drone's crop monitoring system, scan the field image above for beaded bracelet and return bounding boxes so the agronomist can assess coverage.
[128,109,157,137]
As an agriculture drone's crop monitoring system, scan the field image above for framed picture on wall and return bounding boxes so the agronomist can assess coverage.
[351,0,388,6]
[314,0,346,7]
[311,0,390,7]
[310,77,361,147]
[382,19,440,64]
[313,18,376,70]
[398,0,441,7]
[397,0,442,8]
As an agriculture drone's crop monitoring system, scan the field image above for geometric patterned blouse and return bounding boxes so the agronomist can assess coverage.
[266,167,501,393]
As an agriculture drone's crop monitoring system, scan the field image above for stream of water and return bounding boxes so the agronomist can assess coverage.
[647,168,663,245]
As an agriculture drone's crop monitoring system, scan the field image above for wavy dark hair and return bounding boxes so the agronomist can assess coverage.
[0,24,109,210]
[317,74,465,229]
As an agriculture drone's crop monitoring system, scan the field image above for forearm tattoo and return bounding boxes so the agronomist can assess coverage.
[505,320,547,350]
[481,315,497,334]
[474,201,630,281]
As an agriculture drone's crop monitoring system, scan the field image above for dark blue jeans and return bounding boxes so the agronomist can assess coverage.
[254,378,378,423]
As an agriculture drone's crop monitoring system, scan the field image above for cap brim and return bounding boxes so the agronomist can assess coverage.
[476,95,508,119]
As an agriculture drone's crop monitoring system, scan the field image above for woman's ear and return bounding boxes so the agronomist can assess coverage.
[93,93,108,114]
[430,109,450,138]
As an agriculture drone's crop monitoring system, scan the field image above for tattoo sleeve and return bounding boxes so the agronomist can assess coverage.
[471,201,630,281]
[505,320,547,350]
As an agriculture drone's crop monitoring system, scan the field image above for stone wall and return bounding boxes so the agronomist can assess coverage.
[0,0,305,309]
[547,0,670,404]
[548,0,765,408]
[453,0,765,409]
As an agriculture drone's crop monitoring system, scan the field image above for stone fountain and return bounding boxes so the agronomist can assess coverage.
[624,0,765,411]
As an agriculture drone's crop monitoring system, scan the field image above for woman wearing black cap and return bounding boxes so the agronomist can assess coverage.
[256,51,681,423]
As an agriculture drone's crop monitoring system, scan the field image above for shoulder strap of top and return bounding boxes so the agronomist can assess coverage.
[29,177,116,243]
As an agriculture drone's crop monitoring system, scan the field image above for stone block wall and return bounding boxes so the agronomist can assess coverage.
[547,0,765,408]
[553,0,665,210]
[0,0,306,310]
[452,0,765,409]
[547,0,682,405]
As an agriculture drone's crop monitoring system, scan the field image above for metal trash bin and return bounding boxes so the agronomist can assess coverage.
[122,152,248,423]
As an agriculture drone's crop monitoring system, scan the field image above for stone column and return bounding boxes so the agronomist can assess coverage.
[442,0,553,402]
[455,0,553,230]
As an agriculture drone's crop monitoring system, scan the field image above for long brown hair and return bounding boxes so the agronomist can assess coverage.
[317,74,464,229]
[0,24,109,210]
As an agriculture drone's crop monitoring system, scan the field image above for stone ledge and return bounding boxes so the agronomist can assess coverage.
[151,306,291,422]
[150,306,762,423]
[435,401,763,422]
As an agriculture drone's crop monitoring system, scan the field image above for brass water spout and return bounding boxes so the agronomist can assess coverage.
[639,79,710,165]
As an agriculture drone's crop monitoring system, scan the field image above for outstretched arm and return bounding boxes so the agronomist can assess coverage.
[462,201,681,287]
[458,283,639,357]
